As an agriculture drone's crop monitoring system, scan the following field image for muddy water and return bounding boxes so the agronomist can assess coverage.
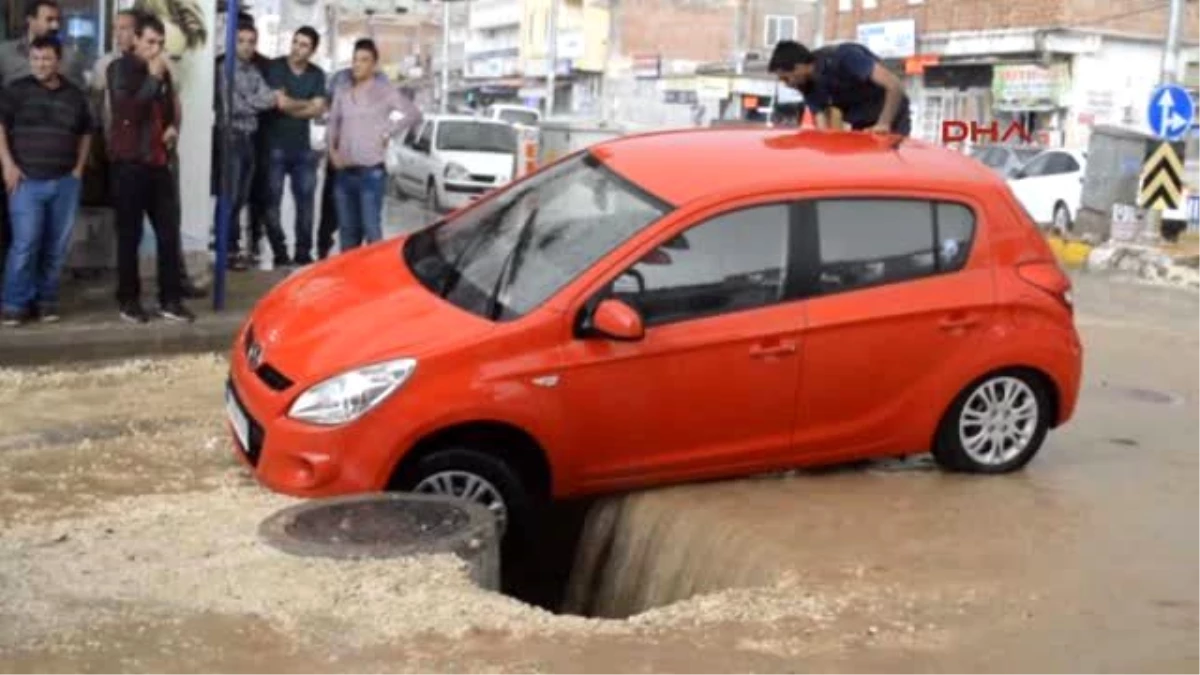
[0,275,1196,672]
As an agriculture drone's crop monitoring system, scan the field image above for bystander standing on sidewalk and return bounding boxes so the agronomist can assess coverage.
[262,26,326,267]
[315,62,387,260]
[328,39,421,253]
[214,21,282,271]
[105,13,192,324]
[0,0,87,297]
[0,36,94,326]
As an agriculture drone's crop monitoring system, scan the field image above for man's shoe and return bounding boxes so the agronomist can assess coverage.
[294,254,314,266]
[273,255,293,269]
[119,303,150,324]
[1,309,26,327]
[159,302,196,323]
[38,304,60,323]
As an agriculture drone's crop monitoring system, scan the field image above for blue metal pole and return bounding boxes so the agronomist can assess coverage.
[214,0,239,311]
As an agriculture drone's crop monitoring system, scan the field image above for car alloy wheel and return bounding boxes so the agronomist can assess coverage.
[957,376,1040,467]
[414,470,508,534]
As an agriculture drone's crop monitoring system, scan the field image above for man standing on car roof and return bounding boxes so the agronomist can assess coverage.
[768,39,911,137]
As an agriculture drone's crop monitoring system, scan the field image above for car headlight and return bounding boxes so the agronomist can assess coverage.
[288,358,417,426]
[444,162,470,181]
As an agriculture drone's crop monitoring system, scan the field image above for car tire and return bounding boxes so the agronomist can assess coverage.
[392,447,537,545]
[931,370,1052,474]
[390,177,406,200]
[1052,201,1073,233]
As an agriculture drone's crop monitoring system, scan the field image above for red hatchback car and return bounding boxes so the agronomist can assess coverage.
[226,129,1082,538]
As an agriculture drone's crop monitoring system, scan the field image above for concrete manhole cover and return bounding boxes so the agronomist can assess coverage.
[259,493,500,590]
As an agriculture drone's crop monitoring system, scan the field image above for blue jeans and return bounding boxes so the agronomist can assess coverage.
[334,165,386,252]
[265,148,318,261]
[2,175,81,314]
[213,132,256,254]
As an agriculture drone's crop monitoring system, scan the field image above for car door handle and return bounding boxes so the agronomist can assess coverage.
[749,341,797,358]
[939,315,981,331]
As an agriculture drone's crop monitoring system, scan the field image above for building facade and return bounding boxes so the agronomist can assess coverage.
[826,0,1200,148]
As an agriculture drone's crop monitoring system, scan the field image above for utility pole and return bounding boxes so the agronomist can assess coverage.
[812,0,824,48]
[441,0,451,112]
[732,0,744,74]
[546,0,559,117]
[1160,0,1184,85]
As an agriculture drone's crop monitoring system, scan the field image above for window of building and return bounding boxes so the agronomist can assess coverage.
[838,0,853,12]
[612,205,791,327]
[814,199,976,294]
[763,15,796,47]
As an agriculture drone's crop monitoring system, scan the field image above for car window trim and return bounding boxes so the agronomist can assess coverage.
[585,151,676,212]
[794,196,980,299]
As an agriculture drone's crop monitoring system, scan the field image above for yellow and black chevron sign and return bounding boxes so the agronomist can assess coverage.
[1139,141,1185,211]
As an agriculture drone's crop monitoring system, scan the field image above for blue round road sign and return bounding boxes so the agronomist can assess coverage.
[1147,84,1195,141]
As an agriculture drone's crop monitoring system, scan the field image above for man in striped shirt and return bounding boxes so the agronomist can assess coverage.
[0,36,95,326]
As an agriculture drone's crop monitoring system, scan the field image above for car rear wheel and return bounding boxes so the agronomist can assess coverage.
[393,447,534,541]
[1053,201,1073,232]
[932,371,1052,474]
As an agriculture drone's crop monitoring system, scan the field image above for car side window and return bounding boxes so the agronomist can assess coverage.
[1021,153,1051,177]
[417,123,434,151]
[611,205,791,327]
[814,199,975,294]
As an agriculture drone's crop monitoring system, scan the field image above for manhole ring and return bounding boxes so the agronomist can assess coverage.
[259,493,498,563]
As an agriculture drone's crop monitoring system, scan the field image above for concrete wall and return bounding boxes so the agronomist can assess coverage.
[1067,37,1165,147]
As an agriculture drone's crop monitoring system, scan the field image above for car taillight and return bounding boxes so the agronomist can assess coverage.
[1017,261,1073,313]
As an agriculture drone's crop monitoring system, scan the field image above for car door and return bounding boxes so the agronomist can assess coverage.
[1007,152,1055,223]
[558,202,806,491]
[1043,152,1084,214]
[792,197,994,460]
[404,121,436,192]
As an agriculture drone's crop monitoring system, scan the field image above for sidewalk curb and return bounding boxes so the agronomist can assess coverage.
[0,313,246,367]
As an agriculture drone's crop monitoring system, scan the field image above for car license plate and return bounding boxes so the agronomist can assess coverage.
[225,385,250,452]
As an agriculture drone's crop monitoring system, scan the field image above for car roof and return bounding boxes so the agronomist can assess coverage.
[591,128,1008,207]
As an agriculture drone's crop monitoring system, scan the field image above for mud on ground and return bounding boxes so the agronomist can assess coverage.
[0,277,1197,672]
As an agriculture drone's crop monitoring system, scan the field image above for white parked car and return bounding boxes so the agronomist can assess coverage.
[388,115,520,212]
[483,103,541,128]
[1006,149,1087,232]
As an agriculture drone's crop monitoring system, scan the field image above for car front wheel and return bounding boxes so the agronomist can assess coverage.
[932,371,1052,474]
[393,447,534,541]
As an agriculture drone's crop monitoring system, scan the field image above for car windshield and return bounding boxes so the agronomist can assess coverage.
[436,121,519,154]
[498,109,539,126]
[403,153,671,321]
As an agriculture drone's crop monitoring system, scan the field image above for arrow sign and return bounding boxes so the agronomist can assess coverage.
[1139,141,1185,210]
[1148,84,1195,141]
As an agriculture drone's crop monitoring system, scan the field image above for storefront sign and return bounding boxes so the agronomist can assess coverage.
[904,54,939,75]
[856,19,916,59]
[992,63,1069,110]
[696,76,731,99]
[632,54,661,79]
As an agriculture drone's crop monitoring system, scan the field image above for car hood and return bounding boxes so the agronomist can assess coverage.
[438,149,516,180]
[247,238,495,383]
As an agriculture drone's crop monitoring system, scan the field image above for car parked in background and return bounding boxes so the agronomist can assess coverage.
[484,103,541,128]
[387,115,520,212]
[969,144,1042,178]
[1007,149,1087,232]
[228,129,1082,543]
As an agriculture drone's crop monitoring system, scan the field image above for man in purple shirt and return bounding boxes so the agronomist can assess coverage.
[327,39,421,252]
[315,65,387,259]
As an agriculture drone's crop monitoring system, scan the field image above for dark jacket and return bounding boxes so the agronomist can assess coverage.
[106,54,177,166]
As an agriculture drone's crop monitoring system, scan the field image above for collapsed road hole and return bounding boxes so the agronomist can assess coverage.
[260,492,778,620]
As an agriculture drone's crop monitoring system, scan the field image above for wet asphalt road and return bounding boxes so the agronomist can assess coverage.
[0,217,1196,671]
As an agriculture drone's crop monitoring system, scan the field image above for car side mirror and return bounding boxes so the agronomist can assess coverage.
[1010,168,1026,179]
[590,298,644,341]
